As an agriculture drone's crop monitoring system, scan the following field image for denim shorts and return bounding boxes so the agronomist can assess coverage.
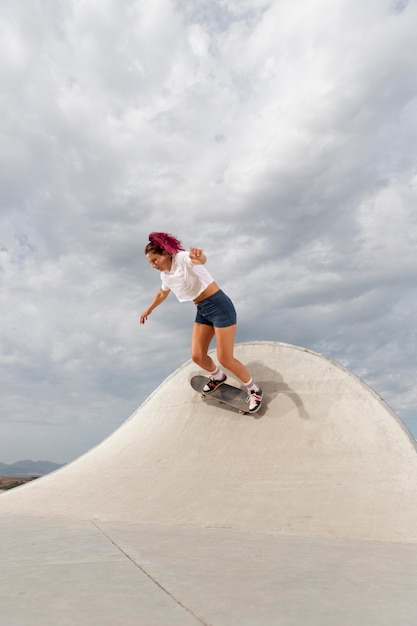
[195,290,237,328]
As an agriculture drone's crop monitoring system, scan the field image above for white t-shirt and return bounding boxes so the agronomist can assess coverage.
[160,251,214,302]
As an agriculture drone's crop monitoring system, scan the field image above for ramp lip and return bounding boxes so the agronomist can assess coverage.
[143,340,416,448]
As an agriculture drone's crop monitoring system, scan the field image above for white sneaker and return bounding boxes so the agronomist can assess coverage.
[203,374,227,393]
[247,388,263,412]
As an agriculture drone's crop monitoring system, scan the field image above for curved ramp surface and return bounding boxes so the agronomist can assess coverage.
[1,341,416,542]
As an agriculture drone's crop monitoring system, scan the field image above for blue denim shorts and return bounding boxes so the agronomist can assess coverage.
[195,290,237,328]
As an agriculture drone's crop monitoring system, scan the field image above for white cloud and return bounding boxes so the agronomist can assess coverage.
[1,0,416,463]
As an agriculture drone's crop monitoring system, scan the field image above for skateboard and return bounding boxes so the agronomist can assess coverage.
[190,375,251,414]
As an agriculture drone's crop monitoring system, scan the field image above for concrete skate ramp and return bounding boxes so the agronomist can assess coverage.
[1,341,416,542]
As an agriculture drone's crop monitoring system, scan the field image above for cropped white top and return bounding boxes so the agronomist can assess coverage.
[160,251,214,302]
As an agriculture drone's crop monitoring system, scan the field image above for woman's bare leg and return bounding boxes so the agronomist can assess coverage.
[214,324,251,384]
[191,322,216,371]
[191,322,252,385]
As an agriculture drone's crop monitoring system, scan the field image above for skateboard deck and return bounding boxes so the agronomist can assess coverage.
[190,375,250,414]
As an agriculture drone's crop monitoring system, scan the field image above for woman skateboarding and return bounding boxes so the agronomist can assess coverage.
[140,232,263,413]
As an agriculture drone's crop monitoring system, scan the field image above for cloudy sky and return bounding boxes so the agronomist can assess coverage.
[1,0,416,465]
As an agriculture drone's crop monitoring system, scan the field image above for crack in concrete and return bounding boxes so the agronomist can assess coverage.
[91,521,210,626]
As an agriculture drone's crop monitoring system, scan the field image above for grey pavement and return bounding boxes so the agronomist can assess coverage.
[2,517,417,626]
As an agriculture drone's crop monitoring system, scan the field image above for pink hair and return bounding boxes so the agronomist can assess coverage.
[145,232,184,256]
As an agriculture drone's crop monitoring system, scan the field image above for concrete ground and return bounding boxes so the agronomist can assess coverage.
[1,342,417,625]
[2,517,417,626]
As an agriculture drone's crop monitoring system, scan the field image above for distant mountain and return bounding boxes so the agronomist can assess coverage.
[0,460,64,477]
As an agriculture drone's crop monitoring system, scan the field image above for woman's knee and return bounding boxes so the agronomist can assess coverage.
[192,354,205,367]
[217,352,236,371]
[191,347,204,365]
[191,323,214,366]
[191,344,211,367]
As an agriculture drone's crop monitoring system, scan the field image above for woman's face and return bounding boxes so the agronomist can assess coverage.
[146,251,172,272]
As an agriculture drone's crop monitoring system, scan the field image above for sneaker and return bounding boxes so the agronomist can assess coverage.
[247,388,263,413]
[203,374,227,393]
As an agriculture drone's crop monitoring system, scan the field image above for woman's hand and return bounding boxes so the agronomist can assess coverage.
[139,289,170,325]
[189,248,206,264]
[139,311,150,324]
